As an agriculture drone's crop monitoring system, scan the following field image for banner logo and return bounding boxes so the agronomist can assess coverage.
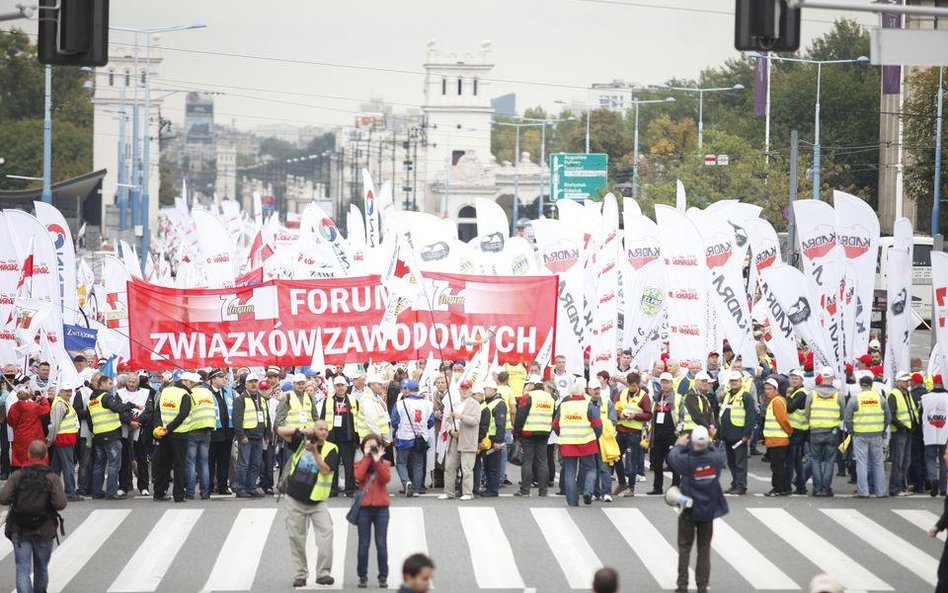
[729,222,748,248]
[628,240,660,270]
[787,297,811,324]
[319,218,338,242]
[47,223,67,249]
[755,245,777,271]
[705,238,733,269]
[542,239,579,274]
[801,228,836,260]
[420,241,450,262]
[365,190,375,215]
[480,232,505,254]
[640,287,663,316]
[838,227,871,258]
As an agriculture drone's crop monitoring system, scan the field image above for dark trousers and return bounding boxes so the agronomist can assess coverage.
[785,431,808,492]
[650,433,679,491]
[357,506,390,581]
[724,439,748,492]
[547,443,557,486]
[208,439,232,493]
[938,538,948,593]
[0,426,9,476]
[332,440,356,495]
[519,437,549,495]
[769,445,789,493]
[678,516,713,591]
[153,436,187,502]
[910,429,928,491]
[133,436,152,493]
[483,447,502,495]
[76,439,94,495]
[119,437,134,492]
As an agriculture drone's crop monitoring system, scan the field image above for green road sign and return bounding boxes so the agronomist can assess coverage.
[549,153,609,201]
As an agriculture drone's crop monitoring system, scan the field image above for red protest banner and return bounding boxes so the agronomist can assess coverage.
[127,273,557,370]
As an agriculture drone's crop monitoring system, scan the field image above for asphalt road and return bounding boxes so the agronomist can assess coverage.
[0,454,945,593]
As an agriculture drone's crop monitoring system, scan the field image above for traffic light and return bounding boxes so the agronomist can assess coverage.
[735,0,800,52]
[38,0,109,67]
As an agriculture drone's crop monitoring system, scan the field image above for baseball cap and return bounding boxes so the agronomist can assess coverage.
[912,372,925,385]
[180,371,201,383]
[858,354,872,365]
[819,366,834,378]
[366,373,384,384]
[459,380,473,390]
[208,368,227,380]
[695,371,712,382]
[289,373,307,383]
[588,377,604,390]
[765,377,780,389]
[659,372,673,382]
[257,380,271,390]
[332,376,348,386]
[788,369,805,379]
[244,372,260,383]
[526,374,543,384]
[868,339,881,352]
[935,374,945,385]
[690,425,710,445]
[266,366,281,375]
[404,380,420,392]
[707,351,720,358]
[728,370,743,382]
[896,371,911,382]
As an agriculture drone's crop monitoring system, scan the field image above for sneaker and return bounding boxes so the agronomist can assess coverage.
[314,575,335,586]
[603,494,613,503]
[294,577,307,587]
[235,492,252,498]
[612,484,629,496]
[459,494,473,501]
[725,487,737,494]
[358,578,368,589]
[645,489,663,495]
[437,494,452,500]
[405,482,414,498]
[897,491,912,497]
[513,491,530,497]
[140,489,150,497]
[117,489,126,497]
[594,494,603,502]
[623,489,636,497]
[107,492,127,500]
[583,494,592,505]
[636,475,647,482]
[379,579,388,588]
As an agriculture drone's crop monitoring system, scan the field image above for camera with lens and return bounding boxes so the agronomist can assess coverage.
[370,445,380,455]
[306,434,319,444]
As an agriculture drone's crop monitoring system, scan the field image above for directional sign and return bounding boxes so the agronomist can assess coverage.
[549,153,609,201]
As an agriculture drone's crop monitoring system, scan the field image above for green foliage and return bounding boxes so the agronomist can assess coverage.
[903,67,943,233]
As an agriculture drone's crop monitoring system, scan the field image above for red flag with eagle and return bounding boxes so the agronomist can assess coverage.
[379,232,425,341]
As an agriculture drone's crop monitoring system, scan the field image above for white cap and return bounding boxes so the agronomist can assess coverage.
[180,371,202,383]
[896,371,911,382]
[819,366,834,378]
[366,373,384,384]
[244,372,261,383]
[60,378,83,390]
[765,377,780,389]
[728,370,743,382]
[789,368,805,379]
[690,425,710,445]
[289,373,307,383]
[695,371,712,382]
[14,384,29,394]
[808,573,844,593]
[868,338,881,351]
[79,367,97,382]
[332,376,348,386]
[483,378,497,390]
[352,370,366,379]
[659,372,674,382]
[588,377,605,390]
[526,374,543,384]
[266,365,282,375]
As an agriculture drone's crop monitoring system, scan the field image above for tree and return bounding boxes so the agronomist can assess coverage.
[903,67,943,232]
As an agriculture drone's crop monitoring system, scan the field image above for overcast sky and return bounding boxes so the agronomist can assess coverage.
[5,0,876,132]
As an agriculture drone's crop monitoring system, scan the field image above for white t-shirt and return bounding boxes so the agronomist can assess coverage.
[119,387,149,440]
[395,397,434,443]
[922,391,948,446]
[552,371,576,400]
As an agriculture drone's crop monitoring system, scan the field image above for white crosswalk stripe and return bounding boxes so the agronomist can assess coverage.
[748,508,893,592]
[893,509,946,541]
[603,508,693,590]
[458,507,525,589]
[109,509,203,592]
[303,508,348,590]
[531,508,602,589]
[201,508,277,593]
[40,509,130,593]
[385,507,429,589]
[823,508,939,587]
[711,519,799,590]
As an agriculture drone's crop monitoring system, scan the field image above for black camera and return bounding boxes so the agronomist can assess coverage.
[306,434,319,444]
[370,445,379,455]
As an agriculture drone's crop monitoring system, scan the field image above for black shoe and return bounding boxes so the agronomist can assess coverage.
[725,487,737,494]
[184,493,194,500]
[481,491,499,498]
[735,489,747,495]
[502,479,513,485]
[250,490,265,498]
[646,489,663,495]
[555,490,565,496]
[933,483,941,497]
[153,493,171,502]
[357,577,367,588]
[793,488,807,496]
[106,493,127,500]
[293,577,307,587]
[314,575,334,586]
[538,490,548,497]
[583,494,592,505]
[200,494,211,500]
[379,579,388,588]
[235,492,252,498]
[217,488,233,495]
[514,490,530,497]
[263,488,274,495]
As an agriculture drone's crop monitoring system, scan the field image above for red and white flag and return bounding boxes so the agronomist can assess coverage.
[6,237,34,327]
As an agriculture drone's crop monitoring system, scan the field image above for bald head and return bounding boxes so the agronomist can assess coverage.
[28,440,48,460]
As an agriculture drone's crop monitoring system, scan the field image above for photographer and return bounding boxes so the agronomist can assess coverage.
[276,420,338,588]
[353,433,392,589]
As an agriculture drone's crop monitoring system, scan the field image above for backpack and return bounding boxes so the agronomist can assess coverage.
[12,466,64,537]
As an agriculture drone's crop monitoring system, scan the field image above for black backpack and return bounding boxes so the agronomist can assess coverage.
[12,466,64,537]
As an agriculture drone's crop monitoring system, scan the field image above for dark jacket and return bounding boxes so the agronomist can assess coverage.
[0,461,67,540]
[681,389,713,430]
[233,390,267,440]
[89,389,133,444]
[484,394,507,445]
[513,392,552,439]
[667,443,729,523]
[162,382,192,439]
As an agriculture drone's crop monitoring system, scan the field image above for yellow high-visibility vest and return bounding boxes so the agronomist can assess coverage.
[159,386,191,433]
[616,388,647,431]
[54,396,79,435]
[285,393,314,429]
[289,440,338,502]
[522,390,554,433]
[890,388,917,432]
[808,392,841,429]
[486,397,504,438]
[721,388,748,428]
[763,397,788,439]
[323,394,357,428]
[188,386,217,430]
[88,393,121,435]
[787,387,810,430]
[853,390,886,434]
[558,399,595,445]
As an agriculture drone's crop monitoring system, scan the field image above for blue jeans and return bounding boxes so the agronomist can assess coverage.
[235,438,263,495]
[483,446,502,495]
[12,532,53,593]
[186,431,211,497]
[853,435,886,497]
[625,432,645,479]
[76,439,93,495]
[888,431,911,495]
[926,444,947,494]
[593,453,612,497]
[562,454,596,506]
[785,431,808,492]
[50,444,76,499]
[809,434,837,495]
[92,439,122,498]
[357,506,390,581]
[395,447,425,488]
[499,432,513,483]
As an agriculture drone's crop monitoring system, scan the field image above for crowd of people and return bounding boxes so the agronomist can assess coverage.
[0,337,945,505]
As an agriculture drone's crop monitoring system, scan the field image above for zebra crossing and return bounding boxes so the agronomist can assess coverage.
[0,501,944,592]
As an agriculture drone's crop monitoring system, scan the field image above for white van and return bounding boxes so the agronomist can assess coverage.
[876,235,933,322]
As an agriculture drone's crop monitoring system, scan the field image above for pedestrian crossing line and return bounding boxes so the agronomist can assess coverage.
[458,507,525,589]
[748,508,892,592]
[530,508,602,589]
[603,508,694,590]
[711,519,799,590]
[108,509,203,592]
[893,509,946,541]
[303,508,349,590]
[385,507,429,589]
[200,508,277,593]
[41,509,131,593]
[822,508,939,587]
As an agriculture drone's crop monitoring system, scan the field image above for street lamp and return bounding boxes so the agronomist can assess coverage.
[631,97,676,199]
[111,23,207,269]
[755,53,869,200]
[651,83,745,149]
[555,100,594,154]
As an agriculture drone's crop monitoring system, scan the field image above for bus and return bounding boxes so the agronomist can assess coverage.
[875,235,933,323]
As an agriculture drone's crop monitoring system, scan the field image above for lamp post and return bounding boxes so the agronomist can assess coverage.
[111,23,206,269]
[493,119,552,233]
[631,97,676,199]
[755,53,869,200]
[651,83,744,149]
[935,67,945,237]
